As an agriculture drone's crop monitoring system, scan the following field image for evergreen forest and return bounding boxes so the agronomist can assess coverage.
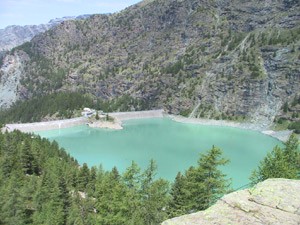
[0,129,299,225]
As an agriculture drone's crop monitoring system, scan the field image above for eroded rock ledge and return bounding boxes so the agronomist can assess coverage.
[162,179,300,225]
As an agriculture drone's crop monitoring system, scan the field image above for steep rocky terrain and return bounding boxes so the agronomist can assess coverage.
[162,178,300,225]
[0,0,299,126]
[0,15,90,52]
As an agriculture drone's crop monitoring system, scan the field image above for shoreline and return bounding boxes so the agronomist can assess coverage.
[3,117,88,133]
[88,118,123,130]
[2,109,292,142]
[168,115,292,142]
[2,109,165,133]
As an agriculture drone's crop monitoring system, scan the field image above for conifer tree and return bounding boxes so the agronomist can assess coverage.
[250,134,300,185]
[20,140,34,175]
[123,160,141,189]
[168,172,188,217]
[77,163,90,191]
[169,146,230,214]
[195,146,230,209]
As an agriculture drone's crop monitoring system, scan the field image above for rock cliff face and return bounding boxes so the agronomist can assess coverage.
[162,178,300,225]
[0,24,53,52]
[0,52,28,108]
[0,0,299,125]
[0,15,91,52]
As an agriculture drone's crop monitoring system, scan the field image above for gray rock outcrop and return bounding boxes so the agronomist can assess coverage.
[162,179,300,225]
[0,15,91,52]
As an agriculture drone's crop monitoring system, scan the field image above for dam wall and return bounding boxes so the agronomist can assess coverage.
[110,109,164,121]
[4,117,88,133]
[2,109,165,133]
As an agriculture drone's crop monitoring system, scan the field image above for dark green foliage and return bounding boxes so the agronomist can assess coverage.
[288,121,300,134]
[77,163,90,191]
[168,146,231,217]
[96,94,149,113]
[283,101,289,113]
[0,92,94,123]
[162,60,184,74]
[0,130,79,225]
[95,111,99,120]
[227,32,246,51]
[0,131,171,224]
[250,134,300,185]
[168,172,188,217]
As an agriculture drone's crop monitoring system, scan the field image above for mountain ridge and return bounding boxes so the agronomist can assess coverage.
[0,0,299,126]
[0,15,91,52]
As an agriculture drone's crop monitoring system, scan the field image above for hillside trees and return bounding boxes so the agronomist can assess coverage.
[250,133,300,184]
[168,146,231,217]
[3,128,298,224]
[0,92,94,124]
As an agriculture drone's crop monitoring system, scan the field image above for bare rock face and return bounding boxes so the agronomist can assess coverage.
[0,52,29,108]
[0,15,91,52]
[162,179,300,225]
[0,24,52,52]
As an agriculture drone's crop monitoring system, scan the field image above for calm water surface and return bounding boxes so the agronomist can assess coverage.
[36,118,281,188]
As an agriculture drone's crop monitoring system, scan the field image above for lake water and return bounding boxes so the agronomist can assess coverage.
[36,118,281,189]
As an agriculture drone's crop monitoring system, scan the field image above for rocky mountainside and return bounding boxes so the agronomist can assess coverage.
[0,0,299,126]
[0,15,90,52]
[162,178,300,225]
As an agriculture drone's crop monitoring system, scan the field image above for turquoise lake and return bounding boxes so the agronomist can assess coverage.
[36,118,281,189]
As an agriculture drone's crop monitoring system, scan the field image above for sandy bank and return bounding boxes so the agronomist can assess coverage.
[169,115,293,142]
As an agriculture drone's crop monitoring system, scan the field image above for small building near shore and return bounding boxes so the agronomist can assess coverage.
[81,108,95,117]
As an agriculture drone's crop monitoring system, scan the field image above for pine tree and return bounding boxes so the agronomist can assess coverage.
[77,163,90,191]
[94,167,128,225]
[168,172,188,217]
[284,133,300,173]
[195,146,230,209]
[169,146,230,214]
[123,161,141,189]
[20,140,34,175]
[250,134,300,185]
[138,160,170,225]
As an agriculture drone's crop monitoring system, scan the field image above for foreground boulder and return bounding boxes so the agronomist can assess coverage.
[162,179,300,225]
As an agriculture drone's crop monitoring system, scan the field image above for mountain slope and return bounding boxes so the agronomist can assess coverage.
[0,15,91,52]
[0,0,299,125]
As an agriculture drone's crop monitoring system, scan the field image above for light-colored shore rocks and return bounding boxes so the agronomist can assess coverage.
[170,115,293,142]
[88,120,123,130]
[2,109,294,142]
[162,178,300,225]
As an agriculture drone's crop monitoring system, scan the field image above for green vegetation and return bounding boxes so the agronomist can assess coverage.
[273,95,300,132]
[250,134,300,185]
[0,130,170,224]
[288,121,300,134]
[0,92,153,125]
[0,92,94,124]
[0,131,234,224]
[168,146,230,217]
[1,127,299,224]
[95,94,150,113]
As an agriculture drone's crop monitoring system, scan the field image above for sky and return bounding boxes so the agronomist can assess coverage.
[0,0,141,29]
